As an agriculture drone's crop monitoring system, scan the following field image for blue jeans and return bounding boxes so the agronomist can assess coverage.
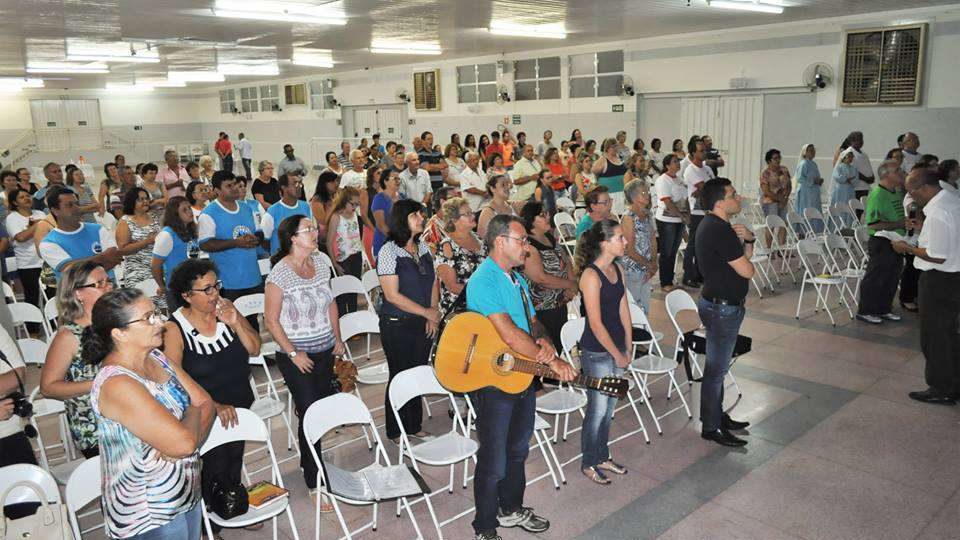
[128,503,201,540]
[580,350,624,469]
[697,298,745,433]
[470,385,535,535]
[625,269,652,314]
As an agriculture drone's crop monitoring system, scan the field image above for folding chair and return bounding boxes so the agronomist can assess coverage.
[258,258,272,276]
[66,456,105,539]
[43,301,59,332]
[9,301,51,340]
[27,387,81,484]
[794,238,854,325]
[200,408,300,540]
[16,338,49,368]
[330,275,374,314]
[303,393,427,540]
[848,199,865,224]
[246,354,299,471]
[823,233,865,303]
[787,210,811,240]
[2,280,16,303]
[555,196,575,214]
[538,319,588,445]
[802,207,827,237]
[131,278,159,298]
[388,365,478,539]
[665,289,743,397]
[764,214,798,283]
[316,250,338,276]
[628,304,691,435]
[553,212,578,257]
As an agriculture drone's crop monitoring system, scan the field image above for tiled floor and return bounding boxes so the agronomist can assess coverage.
[26,267,960,540]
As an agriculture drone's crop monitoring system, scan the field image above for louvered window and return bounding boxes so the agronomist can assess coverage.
[569,50,624,98]
[457,63,497,104]
[842,24,926,106]
[513,57,561,101]
[413,70,440,111]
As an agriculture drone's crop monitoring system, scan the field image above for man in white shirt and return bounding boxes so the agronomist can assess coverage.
[399,152,432,207]
[900,132,920,173]
[237,133,254,178]
[535,130,555,159]
[0,328,33,468]
[846,131,875,202]
[892,168,960,405]
[340,150,366,190]
[509,144,542,203]
[681,139,714,287]
[459,151,487,212]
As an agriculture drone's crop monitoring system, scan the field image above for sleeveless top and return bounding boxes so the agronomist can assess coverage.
[90,350,200,539]
[62,322,100,451]
[597,159,627,193]
[334,212,362,262]
[620,210,654,275]
[120,215,161,303]
[580,263,626,352]
[525,234,568,312]
[434,234,486,317]
[170,309,254,407]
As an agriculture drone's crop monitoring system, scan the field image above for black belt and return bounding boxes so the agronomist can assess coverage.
[702,295,746,307]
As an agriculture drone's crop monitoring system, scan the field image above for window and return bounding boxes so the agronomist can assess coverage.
[569,50,624,98]
[239,87,258,113]
[457,63,497,103]
[842,23,926,106]
[219,89,236,114]
[413,70,440,111]
[310,79,336,110]
[260,84,280,111]
[513,57,560,101]
[284,83,307,105]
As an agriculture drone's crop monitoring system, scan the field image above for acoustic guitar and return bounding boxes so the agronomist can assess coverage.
[432,312,629,398]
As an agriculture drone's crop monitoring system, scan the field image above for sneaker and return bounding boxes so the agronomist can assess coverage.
[855,313,882,324]
[498,507,550,533]
[880,312,902,322]
[475,532,502,540]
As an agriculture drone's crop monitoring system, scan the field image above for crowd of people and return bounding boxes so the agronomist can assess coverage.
[0,123,957,540]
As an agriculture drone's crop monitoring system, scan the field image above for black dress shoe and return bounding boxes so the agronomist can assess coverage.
[701,429,748,447]
[908,389,956,405]
[722,414,750,431]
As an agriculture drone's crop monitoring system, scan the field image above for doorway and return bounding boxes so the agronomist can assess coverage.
[680,95,763,196]
[341,104,408,144]
[30,99,102,151]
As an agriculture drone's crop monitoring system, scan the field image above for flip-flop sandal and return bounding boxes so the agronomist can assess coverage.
[582,466,611,485]
[597,460,628,475]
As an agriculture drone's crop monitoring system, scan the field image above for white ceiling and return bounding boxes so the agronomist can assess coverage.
[0,0,956,89]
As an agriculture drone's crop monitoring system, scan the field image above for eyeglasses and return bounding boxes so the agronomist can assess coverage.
[76,279,112,291]
[190,280,223,296]
[295,226,318,235]
[499,234,529,245]
[121,308,166,328]
[595,200,612,206]
[136,196,150,202]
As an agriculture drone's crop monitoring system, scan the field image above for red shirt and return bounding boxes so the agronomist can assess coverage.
[215,138,233,157]
[485,142,505,161]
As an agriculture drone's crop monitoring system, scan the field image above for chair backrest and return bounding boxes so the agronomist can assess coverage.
[315,250,337,276]
[338,310,380,341]
[802,207,823,221]
[796,238,827,276]
[2,280,15,302]
[848,199,864,213]
[17,338,50,367]
[303,393,374,446]
[553,212,576,241]
[200,407,268,455]
[43,300,59,328]
[574,208,586,221]
[665,289,699,335]
[628,303,653,331]
[330,275,367,299]
[559,318,585,361]
[133,278,159,298]
[66,456,101,538]
[361,268,380,294]
[9,301,45,325]
[233,293,265,318]
[387,365,448,410]
[787,210,807,230]
[4,256,18,274]
[765,214,790,241]
[0,464,60,506]
[555,196,575,213]
[258,258,272,276]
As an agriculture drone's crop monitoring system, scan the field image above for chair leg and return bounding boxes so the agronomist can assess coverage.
[668,371,693,418]
[631,370,662,435]
[284,506,300,540]
[533,431,559,489]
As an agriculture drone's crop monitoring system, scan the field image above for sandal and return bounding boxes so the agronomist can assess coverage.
[243,522,265,531]
[582,466,611,485]
[310,489,335,513]
[597,460,628,475]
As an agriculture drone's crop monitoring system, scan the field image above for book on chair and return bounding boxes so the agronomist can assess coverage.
[247,481,289,509]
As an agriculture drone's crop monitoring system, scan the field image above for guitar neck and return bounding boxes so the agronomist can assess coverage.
[512,358,608,392]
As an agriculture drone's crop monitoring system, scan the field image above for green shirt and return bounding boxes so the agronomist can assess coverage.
[865,184,905,236]
[575,214,595,239]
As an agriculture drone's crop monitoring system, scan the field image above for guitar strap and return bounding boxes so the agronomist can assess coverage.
[509,271,536,336]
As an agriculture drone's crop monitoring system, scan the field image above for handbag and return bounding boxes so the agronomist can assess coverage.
[208,477,249,520]
[0,481,75,540]
[677,330,752,382]
[332,356,358,393]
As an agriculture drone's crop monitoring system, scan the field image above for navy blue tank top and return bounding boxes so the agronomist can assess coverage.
[580,263,626,352]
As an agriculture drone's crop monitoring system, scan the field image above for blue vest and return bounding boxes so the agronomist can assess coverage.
[266,200,312,254]
[44,223,114,280]
[156,226,200,282]
[200,201,261,290]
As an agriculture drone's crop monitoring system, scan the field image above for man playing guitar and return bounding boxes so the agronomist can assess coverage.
[466,214,577,540]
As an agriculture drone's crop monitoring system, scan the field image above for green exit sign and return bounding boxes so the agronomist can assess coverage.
[512,114,521,125]
[612,104,624,112]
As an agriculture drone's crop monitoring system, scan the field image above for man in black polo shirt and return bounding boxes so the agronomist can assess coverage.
[695,177,754,447]
[417,130,447,193]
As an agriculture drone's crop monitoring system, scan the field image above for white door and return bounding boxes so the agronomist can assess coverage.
[63,99,102,150]
[354,109,378,139]
[680,95,762,196]
[376,107,406,142]
[30,100,68,151]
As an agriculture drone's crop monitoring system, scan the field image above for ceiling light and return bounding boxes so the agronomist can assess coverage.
[167,71,226,82]
[142,79,187,88]
[218,63,280,76]
[66,40,161,63]
[67,54,160,64]
[0,78,45,89]
[488,21,566,39]
[370,40,442,55]
[212,0,346,25]
[707,1,784,14]
[292,49,334,68]
[26,62,109,74]
[105,82,155,92]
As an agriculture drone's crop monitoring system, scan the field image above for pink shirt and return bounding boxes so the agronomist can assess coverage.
[158,165,189,198]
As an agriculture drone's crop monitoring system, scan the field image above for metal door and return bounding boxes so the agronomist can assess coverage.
[354,109,378,138]
[376,106,406,142]
[63,99,102,149]
[680,95,762,196]
[30,100,68,151]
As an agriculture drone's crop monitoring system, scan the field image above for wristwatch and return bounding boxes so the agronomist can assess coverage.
[288,350,299,359]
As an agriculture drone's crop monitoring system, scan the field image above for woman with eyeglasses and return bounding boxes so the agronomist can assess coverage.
[86,287,216,539]
[39,261,113,459]
[186,180,210,220]
[325,186,363,313]
[434,197,485,318]
[377,199,439,443]
[163,259,261,534]
[264,214,345,510]
[371,168,405,257]
[116,187,160,291]
[621,180,659,313]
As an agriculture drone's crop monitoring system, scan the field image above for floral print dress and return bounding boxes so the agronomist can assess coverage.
[62,322,100,452]
[434,234,486,317]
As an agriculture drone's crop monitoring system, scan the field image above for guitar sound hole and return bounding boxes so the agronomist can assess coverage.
[494,353,515,375]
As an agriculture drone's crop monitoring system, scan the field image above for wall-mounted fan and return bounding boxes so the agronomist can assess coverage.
[496,83,511,104]
[620,75,636,97]
[803,62,834,92]
[396,88,411,103]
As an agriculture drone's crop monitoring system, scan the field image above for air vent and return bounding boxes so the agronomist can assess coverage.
[841,23,926,106]
[413,69,440,111]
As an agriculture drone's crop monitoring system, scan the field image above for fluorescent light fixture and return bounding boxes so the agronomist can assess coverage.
[707,1,784,14]
[213,0,346,25]
[68,54,160,64]
[105,82,155,92]
[0,78,45,89]
[488,21,566,39]
[217,63,280,76]
[167,71,225,82]
[141,79,187,88]
[292,48,334,68]
[67,40,161,63]
[370,40,441,55]
[26,62,109,74]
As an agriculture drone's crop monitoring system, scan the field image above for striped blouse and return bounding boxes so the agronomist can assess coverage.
[91,350,200,539]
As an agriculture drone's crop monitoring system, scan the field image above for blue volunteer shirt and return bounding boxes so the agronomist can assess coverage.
[152,226,200,283]
[261,199,312,255]
[198,200,262,290]
[466,257,535,333]
[39,222,116,280]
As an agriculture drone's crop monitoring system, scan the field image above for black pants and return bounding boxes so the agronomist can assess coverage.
[241,158,252,180]
[221,155,234,174]
[536,306,566,352]
[222,282,264,332]
[336,252,363,315]
[656,220,684,287]
[858,236,903,316]
[276,349,335,489]
[18,267,42,333]
[381,315,430,439]
[0,432,40,519]
[899,254,920,304]
[919,270,960,395]
[683,214,704,283]
[854,189,870,218]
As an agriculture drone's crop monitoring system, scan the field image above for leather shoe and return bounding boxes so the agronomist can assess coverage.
[908,389,956,405]
[701,429,747,447]
[722,414,750,431]
[682,280,702,288]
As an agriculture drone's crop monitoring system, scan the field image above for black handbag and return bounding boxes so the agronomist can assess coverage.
[677,330,752,381]
[209,478,249,520]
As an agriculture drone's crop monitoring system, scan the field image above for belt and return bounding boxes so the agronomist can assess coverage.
[702,295,746,307]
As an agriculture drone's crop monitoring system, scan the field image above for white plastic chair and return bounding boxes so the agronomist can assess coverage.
[43,301,59,331]
[0,463,61,507]
[628,304,691,434]
[764,214,798,282]
[27,387,81,484]
[66,456,104,539]
[17,338,49,368]
[315,250,338,276]
[538,319,588,445]
[4,256,18,274]
[794,238,854,326]
[200,408,300,540]
[246,354,299,471]
[361,268,380,296]
[787,210,811,240]
[802,207,827,238]
[303,393,426,540]
[258,258,272,276]
[388,365,478,538]
[555,196,575,214]
[233,293,265,319]
[823,233,865,301]
[330,274,373,313]
[9,301,51,340]
[848,199,865,224]
[2,280,16,302]
[340,309,383,365]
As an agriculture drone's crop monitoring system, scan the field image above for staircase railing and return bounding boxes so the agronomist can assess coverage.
[0,130,39,169]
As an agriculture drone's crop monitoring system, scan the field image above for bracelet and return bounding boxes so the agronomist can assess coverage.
[744,239,756,244]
